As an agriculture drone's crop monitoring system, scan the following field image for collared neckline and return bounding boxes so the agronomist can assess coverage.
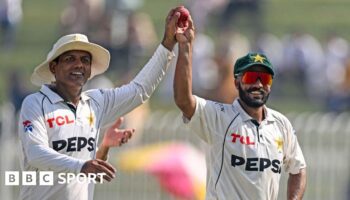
[40,84,90,104]
[233,99,275,123]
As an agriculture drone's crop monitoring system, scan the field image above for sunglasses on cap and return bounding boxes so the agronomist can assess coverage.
[240,71,273,86]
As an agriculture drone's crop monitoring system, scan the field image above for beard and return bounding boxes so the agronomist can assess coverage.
[238,84,270,108]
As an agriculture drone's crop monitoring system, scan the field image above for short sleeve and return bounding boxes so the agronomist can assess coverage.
[283,123,307,174]
[182,96,218,144]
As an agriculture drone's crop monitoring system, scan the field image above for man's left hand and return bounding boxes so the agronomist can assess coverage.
[101,117,135,147]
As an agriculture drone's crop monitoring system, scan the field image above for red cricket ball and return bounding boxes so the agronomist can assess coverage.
[177,6,189,28]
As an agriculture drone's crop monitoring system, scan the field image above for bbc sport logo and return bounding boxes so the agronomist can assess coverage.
[5,171,106,186]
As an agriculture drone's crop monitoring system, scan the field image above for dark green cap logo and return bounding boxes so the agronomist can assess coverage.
[234,53,274,77]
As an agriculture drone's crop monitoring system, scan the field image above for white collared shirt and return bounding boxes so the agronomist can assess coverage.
[18,44,174,200]
[184,96,306,200]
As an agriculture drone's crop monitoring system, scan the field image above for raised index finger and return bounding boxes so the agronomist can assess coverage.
[110,117,124,129]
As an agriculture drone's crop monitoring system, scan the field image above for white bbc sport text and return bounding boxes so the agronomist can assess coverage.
[5,171,106,185]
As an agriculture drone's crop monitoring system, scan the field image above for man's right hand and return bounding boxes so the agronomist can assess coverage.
[80,159,116,182]
[161,6,183,51]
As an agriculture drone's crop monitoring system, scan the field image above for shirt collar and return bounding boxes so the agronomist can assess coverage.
[80,92,90,102]
[233,98,275,123]
[264,108,276,123]
[40,84,90,104]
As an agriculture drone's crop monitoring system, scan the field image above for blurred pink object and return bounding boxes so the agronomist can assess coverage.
[118,142,206,200]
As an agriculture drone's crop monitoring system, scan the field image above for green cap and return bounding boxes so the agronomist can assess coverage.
[234,53,274,77]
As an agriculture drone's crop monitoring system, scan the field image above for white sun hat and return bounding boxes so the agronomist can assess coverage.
[30,33,110,86]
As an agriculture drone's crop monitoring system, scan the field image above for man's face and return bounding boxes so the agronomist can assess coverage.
[235,66,272,108]
[49,50,92,88]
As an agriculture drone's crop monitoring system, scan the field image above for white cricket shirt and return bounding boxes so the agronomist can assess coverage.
[18,44,174,200]
[184,96,306,200]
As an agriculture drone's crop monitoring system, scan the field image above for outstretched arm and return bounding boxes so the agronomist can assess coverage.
[173,11,196,119]
[287,168,307,200]
[98,7,183,127]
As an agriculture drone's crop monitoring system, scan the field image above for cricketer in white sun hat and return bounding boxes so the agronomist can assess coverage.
[31,33,110,86]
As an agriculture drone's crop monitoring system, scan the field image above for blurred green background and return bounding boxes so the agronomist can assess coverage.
[1,0,350,111]
[1,1,350,199]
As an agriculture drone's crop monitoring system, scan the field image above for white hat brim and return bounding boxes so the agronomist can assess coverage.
[31,41,110,86]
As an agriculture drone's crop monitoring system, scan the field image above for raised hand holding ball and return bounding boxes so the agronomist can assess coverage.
[177,6,190,29]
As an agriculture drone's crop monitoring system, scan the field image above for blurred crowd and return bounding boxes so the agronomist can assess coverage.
[0,0,22,50]
[3,0,350,114]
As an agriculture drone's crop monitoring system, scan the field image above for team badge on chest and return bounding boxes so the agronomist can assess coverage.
[275,137,283,153]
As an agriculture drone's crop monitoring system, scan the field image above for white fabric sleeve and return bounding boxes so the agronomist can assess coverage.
[283,121,307,174]
[97,44,175,127]
[182,96,218,144]
[18,97,85,173]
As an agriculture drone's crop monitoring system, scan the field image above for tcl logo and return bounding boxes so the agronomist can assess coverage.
[47,115,74,128]
[231,133,255,145]
[52,137,95,152]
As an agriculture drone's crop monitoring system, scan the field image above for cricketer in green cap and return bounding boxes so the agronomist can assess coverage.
[234,52,274,77]
[172,23,307,200]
